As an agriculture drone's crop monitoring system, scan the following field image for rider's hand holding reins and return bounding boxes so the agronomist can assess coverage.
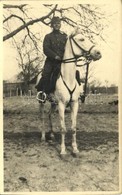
[55,56,61,61]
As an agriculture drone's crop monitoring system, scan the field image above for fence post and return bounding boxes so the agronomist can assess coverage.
[20,90,22,97]
[29,90,31,97]
[10,89,11,97]
[16,88,19,96]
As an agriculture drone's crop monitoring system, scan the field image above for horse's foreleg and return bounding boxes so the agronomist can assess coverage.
[39,103,46,141]
[58,101,67,155]
[48,103,56,141]
[71,101,79,154]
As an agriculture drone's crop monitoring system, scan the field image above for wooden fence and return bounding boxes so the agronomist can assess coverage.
[3,83,37,97]
[84,94,118,105]
[3,82,118,105]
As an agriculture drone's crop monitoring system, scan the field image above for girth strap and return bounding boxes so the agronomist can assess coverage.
[60,72,77,102]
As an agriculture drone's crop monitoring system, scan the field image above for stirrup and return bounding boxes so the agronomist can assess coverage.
[36,91,47,103]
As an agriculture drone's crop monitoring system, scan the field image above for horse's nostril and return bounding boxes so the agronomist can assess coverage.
[97,51,100,55]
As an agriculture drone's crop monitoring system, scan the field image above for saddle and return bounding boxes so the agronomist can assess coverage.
[35,69,81,94]
[35,66,60,94]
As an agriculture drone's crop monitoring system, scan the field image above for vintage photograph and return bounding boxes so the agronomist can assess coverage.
[1,1,121,193]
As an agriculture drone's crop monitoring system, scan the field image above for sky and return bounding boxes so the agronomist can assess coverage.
[2,1,122,86]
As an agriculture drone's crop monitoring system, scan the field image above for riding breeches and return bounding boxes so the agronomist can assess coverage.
[41,59,61,93]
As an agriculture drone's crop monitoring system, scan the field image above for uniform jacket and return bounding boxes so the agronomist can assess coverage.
[43,30,67,62]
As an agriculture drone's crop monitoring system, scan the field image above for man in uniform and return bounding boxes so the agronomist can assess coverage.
[36,17,67,101]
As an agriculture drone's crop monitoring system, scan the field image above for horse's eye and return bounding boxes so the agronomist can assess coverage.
[80,38,85,41]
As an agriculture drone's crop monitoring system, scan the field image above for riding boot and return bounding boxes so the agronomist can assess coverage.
[35,78,44,92]
[47,93,57,105]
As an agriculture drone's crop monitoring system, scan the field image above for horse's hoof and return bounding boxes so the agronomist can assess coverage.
[47,132,55,141]
[72,151,80,158]
[50,133,55,141]
[60,153,69,161]
[41,137,46,142]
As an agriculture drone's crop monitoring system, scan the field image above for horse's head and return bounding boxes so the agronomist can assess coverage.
[69,27,102,61]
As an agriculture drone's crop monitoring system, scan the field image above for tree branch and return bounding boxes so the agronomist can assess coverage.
[3,4,58,41]
[3,4,27,10]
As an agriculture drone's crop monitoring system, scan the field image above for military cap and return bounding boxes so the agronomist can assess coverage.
[51,16,61,27]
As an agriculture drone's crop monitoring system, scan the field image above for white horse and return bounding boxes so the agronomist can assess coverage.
[37,27,101,156]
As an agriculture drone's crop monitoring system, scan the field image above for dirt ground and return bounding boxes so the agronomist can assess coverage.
[3,96,119,192]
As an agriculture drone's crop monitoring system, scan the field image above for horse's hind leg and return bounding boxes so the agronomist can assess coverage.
[48,103,56,141]
[39,103,46,141]
[71,101,79,154]
[58,101,67,155]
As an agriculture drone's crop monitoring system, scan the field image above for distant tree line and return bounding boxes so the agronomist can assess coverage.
[3,80,118,97]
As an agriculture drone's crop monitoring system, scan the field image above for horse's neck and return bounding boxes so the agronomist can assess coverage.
[63,38,74,61]
[61,39,76,88]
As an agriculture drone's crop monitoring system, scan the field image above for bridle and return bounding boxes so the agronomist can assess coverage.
[36,34,94,103]
[60,35,94,103]
[62,35,95,66]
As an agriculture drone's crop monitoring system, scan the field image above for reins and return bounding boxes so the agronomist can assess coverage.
[71,36,95,58]
[62,36,95,65]
[60,72,77,103]
[62,57,88,65]
[60,35,93,103]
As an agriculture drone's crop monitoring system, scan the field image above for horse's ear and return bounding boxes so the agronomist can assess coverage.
[70,25,81,37]
[75,24,82,34]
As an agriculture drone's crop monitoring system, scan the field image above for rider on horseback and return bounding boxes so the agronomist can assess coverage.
[36,17,67,102]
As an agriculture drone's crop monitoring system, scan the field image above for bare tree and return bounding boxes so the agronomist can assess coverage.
[3,4,117,96]
[3,4,112,42]
[12,36,44,92]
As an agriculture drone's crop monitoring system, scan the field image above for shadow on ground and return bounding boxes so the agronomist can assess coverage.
[4,130,118,151]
